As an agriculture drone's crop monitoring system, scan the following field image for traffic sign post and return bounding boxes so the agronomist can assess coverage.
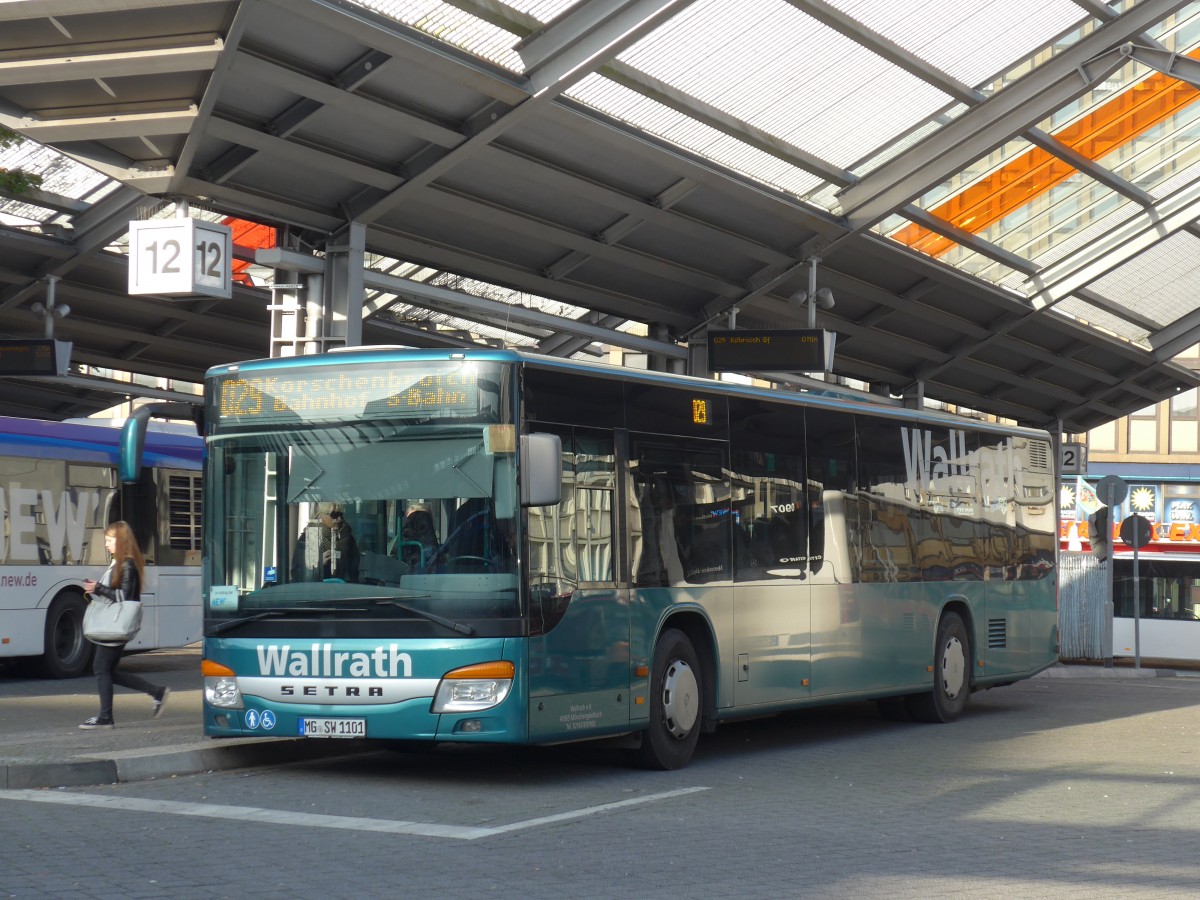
[1120,514,1153,669]
[1095,475,1126,669]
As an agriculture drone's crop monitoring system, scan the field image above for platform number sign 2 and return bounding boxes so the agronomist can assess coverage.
[128,218,233,299]
[1061,442,1087,476]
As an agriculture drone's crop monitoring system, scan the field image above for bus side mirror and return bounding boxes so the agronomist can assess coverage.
[119,402,203,484]
[521,433,562,507]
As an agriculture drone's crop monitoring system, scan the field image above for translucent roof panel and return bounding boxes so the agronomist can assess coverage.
[976,12,1100,99]
[357,253,609,354]
[889,136,1050,257]
[1050,295,1150,345]
[979,173,1136,269]
[828,0,1086,89]
[0,139,115,224]
[1085,232,1200,332]
[615,0,953,171]
[567,74,826,198]
[504,0,584,21]
[847,103,968,179]
[344,0,527,71]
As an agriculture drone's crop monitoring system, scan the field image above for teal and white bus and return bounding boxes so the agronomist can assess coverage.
[185,348,1057,768]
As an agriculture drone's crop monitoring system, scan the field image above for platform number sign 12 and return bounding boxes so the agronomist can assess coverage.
[128,218,233,299]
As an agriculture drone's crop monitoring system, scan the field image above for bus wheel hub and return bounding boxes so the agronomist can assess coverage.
[661,659,699,738]
[942,637,966,699]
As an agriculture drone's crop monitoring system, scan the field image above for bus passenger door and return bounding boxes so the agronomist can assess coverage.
[729,412,811,708]
[525,426,631,743]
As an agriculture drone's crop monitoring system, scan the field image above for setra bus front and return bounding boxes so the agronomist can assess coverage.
[199,350,560,744]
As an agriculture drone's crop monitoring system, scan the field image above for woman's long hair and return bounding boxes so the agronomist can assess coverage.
[106,521,146,593]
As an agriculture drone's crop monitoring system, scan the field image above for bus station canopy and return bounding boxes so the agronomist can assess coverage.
[4,0,1200,434]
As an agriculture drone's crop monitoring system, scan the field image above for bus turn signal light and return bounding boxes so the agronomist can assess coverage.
[202,659,235,677]
[443,660,514,680]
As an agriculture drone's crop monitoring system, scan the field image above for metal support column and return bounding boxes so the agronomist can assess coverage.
[267,227,309,358]
[323,221,366,349]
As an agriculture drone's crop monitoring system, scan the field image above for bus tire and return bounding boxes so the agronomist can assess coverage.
[37,591,93,679]
[907,611,970,723]
[633,628,703,770]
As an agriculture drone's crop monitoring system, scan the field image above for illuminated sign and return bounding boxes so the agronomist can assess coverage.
[214,363,487,424]
[707,329,835,373]
[692,398,710,425]
[0,339,71,376]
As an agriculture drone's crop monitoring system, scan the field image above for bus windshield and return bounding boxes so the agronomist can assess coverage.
[208,419,522,628]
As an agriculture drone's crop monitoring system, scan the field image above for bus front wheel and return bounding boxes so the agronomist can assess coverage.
[907,611,970,723]
[37,591,93,679]
[633,628,703,770]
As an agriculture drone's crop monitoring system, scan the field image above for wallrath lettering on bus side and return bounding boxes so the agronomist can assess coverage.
[900,427,1018,494]
[0,488,101,563]
[256,643,414,678]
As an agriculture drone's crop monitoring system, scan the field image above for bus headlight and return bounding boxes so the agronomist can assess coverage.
[431,660,514,713]
[202,659,243,709]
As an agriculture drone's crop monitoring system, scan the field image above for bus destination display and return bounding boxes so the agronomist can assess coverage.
[216,364,482,423]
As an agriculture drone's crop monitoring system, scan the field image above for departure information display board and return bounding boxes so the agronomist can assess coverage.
[707,329,835,373]
[0,339,71,376]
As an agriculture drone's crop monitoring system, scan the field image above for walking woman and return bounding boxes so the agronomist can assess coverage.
[79,521,170,729]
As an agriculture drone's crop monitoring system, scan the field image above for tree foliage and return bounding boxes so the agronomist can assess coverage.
[0,126,43,194]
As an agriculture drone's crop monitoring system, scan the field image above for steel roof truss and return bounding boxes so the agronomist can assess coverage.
[0,36,223,86]
[834,0,1188,230]
[1029,177,1200,309]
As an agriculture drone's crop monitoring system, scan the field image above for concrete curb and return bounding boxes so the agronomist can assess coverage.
[2,737,371,790]
[1034,664,1200,679]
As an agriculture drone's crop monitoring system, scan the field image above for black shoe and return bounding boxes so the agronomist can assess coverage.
[152,687,170,719]
[79,716,114,730]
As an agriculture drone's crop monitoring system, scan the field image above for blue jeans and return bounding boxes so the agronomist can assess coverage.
[92,642,163,721]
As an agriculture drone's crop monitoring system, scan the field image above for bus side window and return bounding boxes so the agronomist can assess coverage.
[527,425,615,593]
[729,396,807,580]
[631,439,729,587]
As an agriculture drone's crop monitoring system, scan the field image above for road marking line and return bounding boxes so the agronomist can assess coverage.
[0,786,708,840]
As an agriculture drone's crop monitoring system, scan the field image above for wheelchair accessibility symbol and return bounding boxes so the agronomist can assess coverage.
[244,709,276,730]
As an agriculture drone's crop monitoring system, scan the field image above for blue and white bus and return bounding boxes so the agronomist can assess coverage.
[188,348,1057,768]
[0,415,203,677]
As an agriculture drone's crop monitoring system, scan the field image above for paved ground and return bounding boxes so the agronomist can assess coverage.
[3,654,1200,898]
[0,647,1195,789]
[0,647,363,788]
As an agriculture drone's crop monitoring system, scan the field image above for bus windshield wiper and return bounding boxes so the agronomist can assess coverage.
[361,597,474,636]
[209,607,344,635]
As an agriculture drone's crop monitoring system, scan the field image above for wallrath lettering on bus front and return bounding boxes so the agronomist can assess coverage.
[256,643,413,678]
[901,427,1018,495]
[0,487,102,563]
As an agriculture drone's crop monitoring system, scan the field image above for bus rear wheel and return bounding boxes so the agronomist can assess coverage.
[633,628,702,770]
[37,591,92,679]
[907,611,970,723]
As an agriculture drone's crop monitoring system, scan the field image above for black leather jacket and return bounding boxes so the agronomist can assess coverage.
[93,559,141,602]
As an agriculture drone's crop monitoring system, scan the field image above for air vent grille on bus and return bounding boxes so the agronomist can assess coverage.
[988,618,1008,649]
[167,472,202,550]
[1027,441,1051,472]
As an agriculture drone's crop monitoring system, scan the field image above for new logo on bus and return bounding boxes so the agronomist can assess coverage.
[0,488,100,563]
